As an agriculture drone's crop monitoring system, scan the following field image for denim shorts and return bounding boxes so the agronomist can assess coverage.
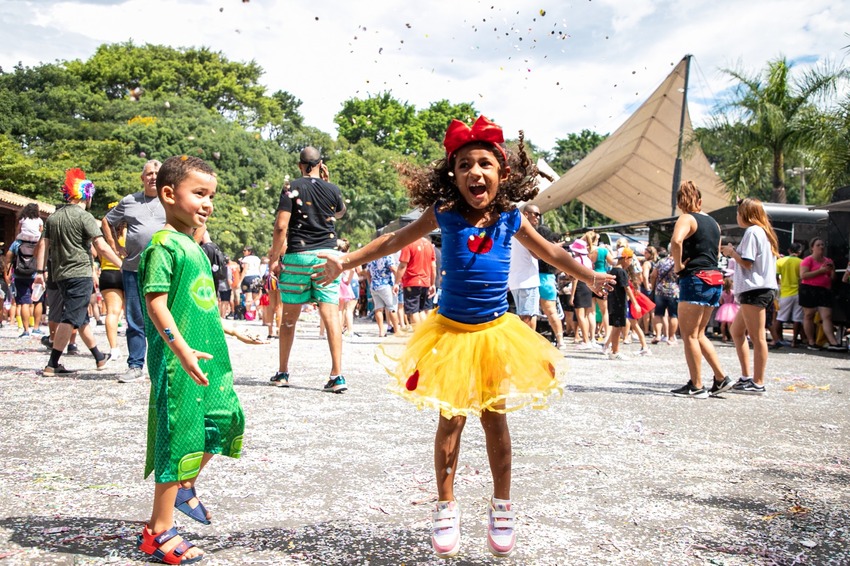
[511,287,540,316]
[678,274,721,307]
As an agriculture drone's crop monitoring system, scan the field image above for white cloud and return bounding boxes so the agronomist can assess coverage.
[1,0,849,150]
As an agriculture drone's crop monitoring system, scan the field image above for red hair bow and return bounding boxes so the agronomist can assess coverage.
[443,115,507,163]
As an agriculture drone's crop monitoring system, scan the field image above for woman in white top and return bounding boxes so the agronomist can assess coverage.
[721,198,779,395]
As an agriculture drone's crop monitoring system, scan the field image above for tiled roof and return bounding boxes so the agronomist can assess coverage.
[0,189,56,215]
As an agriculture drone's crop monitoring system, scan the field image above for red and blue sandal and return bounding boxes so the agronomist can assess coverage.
[138,525,203,565]
[175,486,211,525]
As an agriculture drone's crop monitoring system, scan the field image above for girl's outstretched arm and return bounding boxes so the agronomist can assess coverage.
[314,206,439,286]
[514,215,615,294]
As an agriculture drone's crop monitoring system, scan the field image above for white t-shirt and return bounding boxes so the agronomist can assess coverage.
[733,225,778,295]
[240,254,262,277]
[17,217,43,242]
[508,241,539,290]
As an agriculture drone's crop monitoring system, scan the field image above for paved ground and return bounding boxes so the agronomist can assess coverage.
[0,314,848,565]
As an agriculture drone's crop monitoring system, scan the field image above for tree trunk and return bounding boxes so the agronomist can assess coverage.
[771,149,787,203]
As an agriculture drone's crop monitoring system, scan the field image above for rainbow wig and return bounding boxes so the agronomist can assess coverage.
[62,168,95,201]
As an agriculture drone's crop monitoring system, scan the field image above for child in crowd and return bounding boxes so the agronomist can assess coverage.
[715,277,739,342]
[624,252,651,355]
[604,248,633,359]
[315,115,614,558]
[136,155,258,565]
[10,203,43,255]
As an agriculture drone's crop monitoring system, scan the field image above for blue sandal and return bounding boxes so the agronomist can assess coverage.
[175,486,211,525]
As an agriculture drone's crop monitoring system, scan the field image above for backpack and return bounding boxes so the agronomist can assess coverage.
[201,242,228,284]
[15,241,37,277]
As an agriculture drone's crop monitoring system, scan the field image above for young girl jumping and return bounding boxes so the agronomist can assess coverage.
[316,115,614,558]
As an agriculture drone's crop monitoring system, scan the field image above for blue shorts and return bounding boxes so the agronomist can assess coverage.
[539,273,557,302]
[511,287,540,316]
[678,274,721,307]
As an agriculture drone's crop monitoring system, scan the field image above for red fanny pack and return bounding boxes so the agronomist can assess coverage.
[694,270,723,286]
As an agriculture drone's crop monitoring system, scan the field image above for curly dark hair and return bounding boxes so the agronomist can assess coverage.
[397,131,540,216]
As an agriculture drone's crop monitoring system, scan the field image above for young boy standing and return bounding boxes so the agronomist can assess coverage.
[136,155,247,565]
[605,248,637,360]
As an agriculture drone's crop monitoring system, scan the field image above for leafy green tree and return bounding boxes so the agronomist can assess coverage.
[705,56,847,203]
[66,42,278,129]
[417,100,478,141]
[334,92,429,155]
[549,130,607,174]
[325,139,411,246]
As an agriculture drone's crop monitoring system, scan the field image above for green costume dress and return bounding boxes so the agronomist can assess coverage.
[139,230,244,483]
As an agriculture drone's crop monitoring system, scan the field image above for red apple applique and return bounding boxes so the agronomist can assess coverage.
[467,231,493,254]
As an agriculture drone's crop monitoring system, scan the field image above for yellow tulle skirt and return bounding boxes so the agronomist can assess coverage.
[376,311,564,418]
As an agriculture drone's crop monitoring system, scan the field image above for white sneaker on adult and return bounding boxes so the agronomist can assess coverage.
[110,347,123,362]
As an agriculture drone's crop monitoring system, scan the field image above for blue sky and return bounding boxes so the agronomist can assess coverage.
[2,0,849,150]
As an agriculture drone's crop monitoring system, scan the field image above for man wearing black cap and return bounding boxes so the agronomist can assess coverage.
[269,147,347,392]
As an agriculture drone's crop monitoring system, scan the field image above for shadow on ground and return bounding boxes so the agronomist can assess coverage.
[0,515,477,564]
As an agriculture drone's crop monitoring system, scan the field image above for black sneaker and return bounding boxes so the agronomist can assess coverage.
[826,344,847,352]
[270,371,289,387]
[709,375,734,397]
[671,382,708,399]
[731,379,766,395]
[41,335,53,349]
[43,365,78,377]
[66,344,79,355]
[806,344,822,351]
[323,375,348,393]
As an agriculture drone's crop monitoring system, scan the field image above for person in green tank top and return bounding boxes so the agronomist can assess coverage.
[135,155,261,565]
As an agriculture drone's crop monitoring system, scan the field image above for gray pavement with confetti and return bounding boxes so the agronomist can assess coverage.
[1,313,849,565]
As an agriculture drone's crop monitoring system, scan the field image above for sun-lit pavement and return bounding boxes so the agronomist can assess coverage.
[1,314,848,565]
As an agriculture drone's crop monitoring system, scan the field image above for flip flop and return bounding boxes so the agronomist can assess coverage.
[175,486,211,525]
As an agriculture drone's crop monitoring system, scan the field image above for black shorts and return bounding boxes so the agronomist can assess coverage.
[798,284,831,309]
[99,269,124,291]
[572,281,593,309]
[608,304,627,328]
[403,286,430,315]
[219,289,232,302]
[738,288,776,309]
[46,285,64,323]
[56,277,94,329]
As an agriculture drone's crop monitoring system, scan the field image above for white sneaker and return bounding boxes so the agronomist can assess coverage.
[636,348,652,356]
[487,498,516,557]
[431,500,461,558]
[607,352,628,361]
[110,347,123,361]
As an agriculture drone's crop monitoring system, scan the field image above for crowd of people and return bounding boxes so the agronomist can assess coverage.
[2,114,849,563]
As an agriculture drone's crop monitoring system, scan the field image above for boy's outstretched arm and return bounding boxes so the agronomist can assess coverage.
[223,325,268,345]
[146,292,211,386]
[314,206,439,286]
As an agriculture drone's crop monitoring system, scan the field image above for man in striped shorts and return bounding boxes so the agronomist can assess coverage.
[268,147,347,392]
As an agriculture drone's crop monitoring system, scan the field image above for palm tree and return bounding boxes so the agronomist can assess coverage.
[716,56,846,203]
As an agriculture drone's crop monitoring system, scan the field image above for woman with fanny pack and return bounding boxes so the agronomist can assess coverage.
[669,181,732,399]
[721,198,780,394]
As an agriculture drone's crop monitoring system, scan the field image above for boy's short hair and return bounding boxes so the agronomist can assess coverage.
[156,155,215,193]
[789,242,803,255]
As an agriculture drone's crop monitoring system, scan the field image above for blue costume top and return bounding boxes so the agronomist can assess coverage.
[435,205,522,325]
